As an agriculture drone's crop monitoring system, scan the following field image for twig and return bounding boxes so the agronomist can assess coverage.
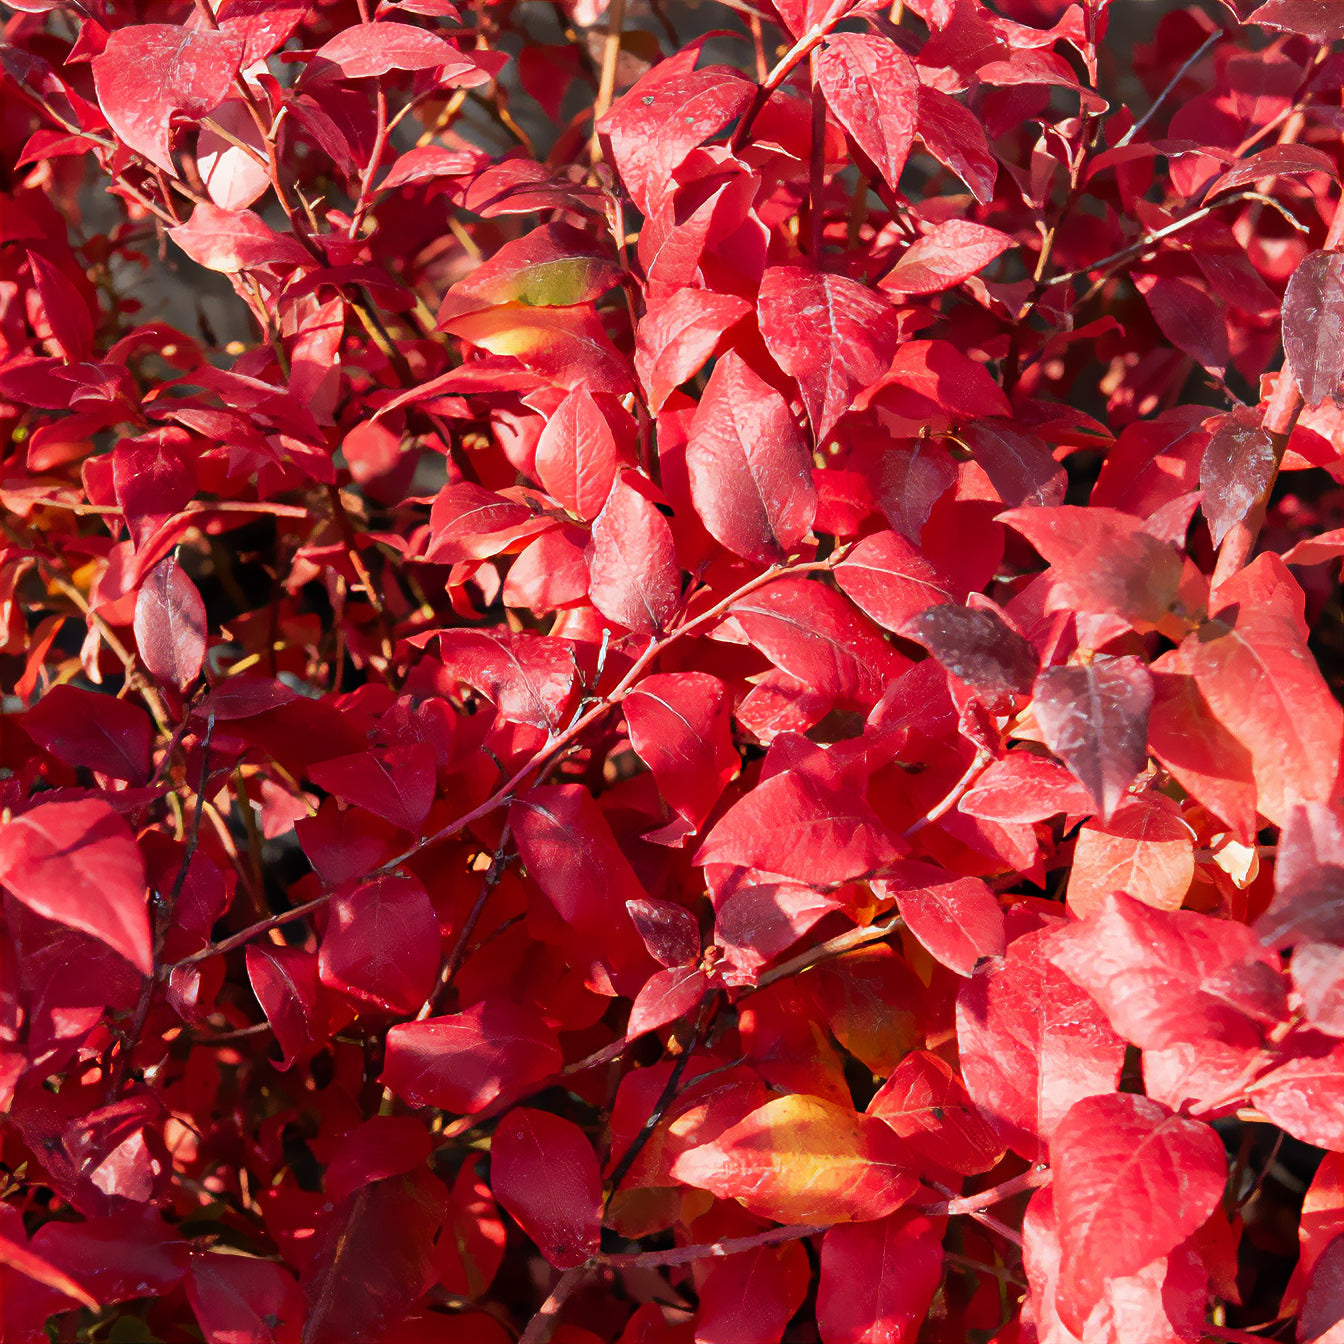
[918,1166,1051,1216]
[591,0,627,159]
[904,749,991,838]
[750,913,904,993]
[599,1222,828,1269]
[518,1266,590,1344]
[1116,32,1221,148]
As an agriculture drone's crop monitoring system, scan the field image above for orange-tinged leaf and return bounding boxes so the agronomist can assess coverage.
[1066,795,1196,918]
[669,1093,917,1224]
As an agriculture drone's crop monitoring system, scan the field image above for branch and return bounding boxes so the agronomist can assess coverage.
[599,1222,828,1269]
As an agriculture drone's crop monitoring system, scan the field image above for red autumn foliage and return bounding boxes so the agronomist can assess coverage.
[1,0,1343,1338]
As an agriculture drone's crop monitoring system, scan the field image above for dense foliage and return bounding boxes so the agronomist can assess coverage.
[1,0,1343,1338]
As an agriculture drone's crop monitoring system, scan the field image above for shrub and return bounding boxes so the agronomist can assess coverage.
[1,0,1342,1339]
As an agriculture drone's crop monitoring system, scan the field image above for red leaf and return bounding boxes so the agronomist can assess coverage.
[186,1252,304,1344]
[628,964,708,1038]
[134,555,207,689]
[1136,272,1228,376]
[686,352,817,563]
[426,483,551,563]
[533,386,623,521]
[624,672,739,843]
[111,429,194,551]
[1174,554,1343,825]
[92,25,243,174]
[955,924,1126,1160]
[758,266,903,440]
[1046,892,1290,1051]
[730,577,905,707]
[1284,249,1344,408]
[670,1093,918,1224]
[437,628,577,732]
[169,204,312,274]
[916,85,997,202]
[215,0,309,63]
[311,21,475,79]
[625,898,701,967]
[832,530,956,632]
[1065,795,1196,919]
[1256,803,1344,948]
[1249,1042,1344,1151]
[1293,942,1344,1036]
[318,873,440,1014]
[1201,408,1278,548]
[872,860,1005,977]
[1148,670,1258,845]
[597,48,754,216]
[0,1232,101,1312]
[960,752,1093,823]
[380,998,561,1112]
[322,1116,433,1203]
[22,685,154,785]
[434,1155,505,1300]
[307,742,436,833]
[805,945,926,1078]
[957,418,1067,509]
[588,472,680,634]
[490,1109,601,1268]
[245,945,324,1070]
[1248,0,1344,40]
[882,220,1013,295]
[902,603,1039,695]
[26,250,95,364]
[868,1051,1004,1176]
[815,33,918,196]
[697,1240,810,1344]
[817,1210,944,1344]
[0,799,150,975]
[1049,1093,1227,1334]
[1032,655,1153,823]
[635,289,750,413]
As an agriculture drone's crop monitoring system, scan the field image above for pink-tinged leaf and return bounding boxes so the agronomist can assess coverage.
[381,999,561,1112]
[1148,670,1258,845]
[26,250,95,364]
[1283,527,1344,566]
[437,222,619,319]
[696,1240,809,1344]
[696,763,901,887]
[1301,1232,1344,1342]
[1294,943,1344,1036]
[92,25,243,174]
[0,1232,101,1311]
[169,204,311,274]
[903,603,1038,695]
[23,685,154,785]
[323,1116,434,1204]
[868,1051,1004,1176]
[186,1252,304,1344]
[311,21,475,79]
[509,785,655,996]
[1000,505,1183,629]
[1047,892,1290,1051]
[815,32,918,195]
[670,1093,918,1224]
[628,964,708,1038]
[215,0,308,63]
[491,1109,601,1268]
[1249,1042,1344,1152]
[626,898,701,968]
[597,48,754,216]
[1284,249,1344,409]
[916,85,997,202]
[245,945,323,1070]
[0,800,150,976]
[817,1210,943,1344]
[960,752,1093,823]
[1066,795,1196,919]
[730,577,905,707]
[872,861,1005,977]
[686,352,817,563]
[1032,655,1153,823]
[307,742,435,833]
[1175,555,1343,825]
[882,220,1013,295]
[318,873,440,1014]
[1257,803,1344,948]
[958,418,1067,509]
[588,472,680,634]
[1247,0,1344,39]
[832,530,955,633]
[441,303,633,395]
[624,673,738,843]
[434,1155,506,1300]
[300,1170,444,1344]
[135,555,207,689]
[437,628,576,732]
[533,386,622,521]
[635,289,750,413]
[1050,1093,1227,1334]
[956,925,1126,1161]
[758,266,903,440]
[1201,408,1277,548]
[427,483,551,564]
